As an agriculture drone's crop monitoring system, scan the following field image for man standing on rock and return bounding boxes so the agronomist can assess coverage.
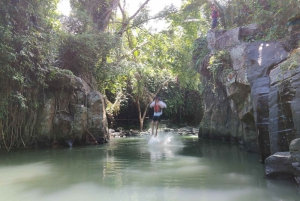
[150,96,167,137]
[211,4,219,29]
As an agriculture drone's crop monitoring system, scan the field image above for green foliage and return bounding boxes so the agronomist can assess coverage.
[250,0,299,40]
[70,0,119,32]
[160,82,203,125]
[208,50,231,82]
[132,7,151,29]
[192,37,209,70]
[182,0,299,41]
[58,33,117,74]
[215,0,300,40]
[0,0,62,149]
[280,49,300,71]
[169,0,210,36]
[209,50,231,68]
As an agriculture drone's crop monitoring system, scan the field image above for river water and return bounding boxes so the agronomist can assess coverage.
[0,132,299,201]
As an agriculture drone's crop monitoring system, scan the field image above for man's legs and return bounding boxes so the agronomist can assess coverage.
[212,18,217,29]
[154,121,159,137]
[151,120,154,136]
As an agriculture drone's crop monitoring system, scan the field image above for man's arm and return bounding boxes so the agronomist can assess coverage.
[150,101,155,108]
[159,101,167,108]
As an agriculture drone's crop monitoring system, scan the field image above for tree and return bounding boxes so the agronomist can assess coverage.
[0,0,60,150]
[127,66,173,131]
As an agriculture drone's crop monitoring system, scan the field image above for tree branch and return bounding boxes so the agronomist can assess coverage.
[154,78,172,97]
[100,0,120,31]
[115,40,149,65]
[111,7,178,32]
[128,0,151,22]
[117,0,151,35]
[123,10,179,32]
[118,0,127,27]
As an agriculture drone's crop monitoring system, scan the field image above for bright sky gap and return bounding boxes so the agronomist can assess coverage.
[57,0,183,31]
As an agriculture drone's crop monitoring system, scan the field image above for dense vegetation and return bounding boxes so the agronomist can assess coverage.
[0,0,299,149]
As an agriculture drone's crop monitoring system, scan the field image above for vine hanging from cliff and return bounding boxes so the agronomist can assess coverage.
[0,0,60,150]
[207,50,231,83]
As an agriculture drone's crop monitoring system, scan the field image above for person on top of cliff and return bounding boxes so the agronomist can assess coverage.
[211,4,219,29]
[150,96,167,137]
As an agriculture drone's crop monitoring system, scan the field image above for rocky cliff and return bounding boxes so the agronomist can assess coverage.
[196,24,300,184]
[33,68,109,147]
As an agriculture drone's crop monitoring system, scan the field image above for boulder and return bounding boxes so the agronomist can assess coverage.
[292,163,300,185]
[207,29,226,52]
[290,138,300,185]
[265,152,294,179]
[35,93,56,147]
[177,127,198,136]
[34,74,108,148]
[215,28,240,50]
[87,91,109,143]
[240,24,261,39]
[290,138,300,162]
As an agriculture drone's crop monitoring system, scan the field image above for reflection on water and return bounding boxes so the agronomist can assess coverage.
[147,133,183,163]
[0,131,299,201]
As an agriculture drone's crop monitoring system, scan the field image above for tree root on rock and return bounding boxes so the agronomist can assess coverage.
[85,130,98,145]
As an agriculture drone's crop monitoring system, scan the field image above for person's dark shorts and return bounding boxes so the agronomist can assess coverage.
[152,116,161,122]
[212,18,218,29]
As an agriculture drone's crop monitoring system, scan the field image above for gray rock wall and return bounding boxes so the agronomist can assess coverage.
[290,139,300,185]
[34,72,109,147]
[87,91,109,143]
[199,25,300,185]
[199,72,243,142]
[269,68,299,153]
[198,24,299,162]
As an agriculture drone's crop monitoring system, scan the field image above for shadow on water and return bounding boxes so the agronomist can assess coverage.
[0,131,299,201]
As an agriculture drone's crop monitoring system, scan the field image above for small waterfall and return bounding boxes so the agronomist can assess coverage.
[65,140,73,148]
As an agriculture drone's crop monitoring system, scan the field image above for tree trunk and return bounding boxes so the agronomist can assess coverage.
[136,97,149,132]
[136,98,143,131]
[139,119,144,132]
[117,0,151,35]
[98,0,120,32]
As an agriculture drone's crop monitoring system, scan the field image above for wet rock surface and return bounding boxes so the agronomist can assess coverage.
[87,91,109,143]
[198,25,298,156]
[197,24,300,185]
[265,152,294,179]
[290,139,300,185]
[35,72,109,148]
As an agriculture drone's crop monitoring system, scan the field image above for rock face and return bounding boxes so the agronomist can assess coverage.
[265,152,294,179]
[264,138,300,184]
[87,91,109,143]
[197,24,300,162]
[290,139,300,185]
[34,70,109,147]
